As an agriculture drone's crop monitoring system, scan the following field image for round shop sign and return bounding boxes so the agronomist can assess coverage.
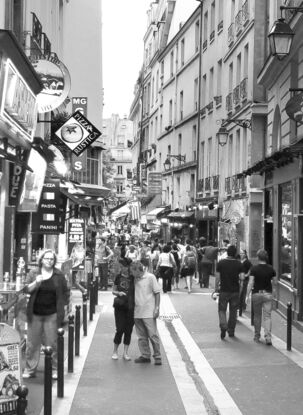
[230,211,242,225]
[31,55,71,113]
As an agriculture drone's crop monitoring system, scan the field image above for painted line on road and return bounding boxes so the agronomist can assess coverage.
[239,315,303,368]
[161,295,243,415]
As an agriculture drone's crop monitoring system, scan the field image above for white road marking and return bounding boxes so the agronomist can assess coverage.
[160,295,243,415]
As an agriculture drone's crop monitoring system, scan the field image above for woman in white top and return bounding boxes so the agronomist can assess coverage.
[156,245,176,293]
[125,245,138,261]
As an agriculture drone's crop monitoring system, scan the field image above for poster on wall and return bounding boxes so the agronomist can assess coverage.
[68,218,86,271]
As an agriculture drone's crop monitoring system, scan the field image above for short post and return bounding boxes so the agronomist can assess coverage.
[95,276,99,305]
[89,281,94,321]
[82,292,88,336]
[287,302,292,351]
[68,315,74,373]
[57,328,65,398]
[75,305,81,357]
[16,385,28,415]
[44,346,53,415]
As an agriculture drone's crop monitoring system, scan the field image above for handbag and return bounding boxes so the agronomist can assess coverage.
[113,295,128,309]
[180,266,189,278]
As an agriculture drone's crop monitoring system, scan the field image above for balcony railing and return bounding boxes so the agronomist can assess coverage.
[240,77,248,101]
[203,39,208,50]
[228,23,234,47]
[201,106,206,117]
[206,101,214,112]
[205,176,211,192]
[226,92,233,113]
[242,0,250,25]
[213,175,219,191]
[210,30,215,42]
[197,178,204,193]
[214,95,222,106]
[235,10,243,35]
[217,20,223,33]
[232,175,240,193]
[225,177,231,194]
[233,85,241,108]
[239,176,247,192]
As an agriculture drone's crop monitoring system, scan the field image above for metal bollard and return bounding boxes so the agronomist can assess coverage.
[287,302,292,351]
[44,346,53,415]
[75,305,81,357]
[16,384,28,415]
[57,328,65,398]
[89,281,94,321]
[82,292,88,336]
[68,315,74,373]
[95,277,99,305]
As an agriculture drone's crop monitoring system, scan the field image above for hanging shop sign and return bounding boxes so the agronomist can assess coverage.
[55,110,102,156]
[8,163,24,206]
[30,54,71,113]
[0,59,38,142]
[71,151,87,173]
[72,97,87,117]
[285,92,303,124]
[147,172,162,195]
[32,178,61,234]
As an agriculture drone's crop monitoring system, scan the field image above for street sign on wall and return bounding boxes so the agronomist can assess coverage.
[147,172,162,195]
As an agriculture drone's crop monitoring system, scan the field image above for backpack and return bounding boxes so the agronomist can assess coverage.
[185,253,196,269]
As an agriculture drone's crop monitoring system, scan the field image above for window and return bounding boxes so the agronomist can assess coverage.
[202,74,207,108]
[192,125,197,160]
[72,147,99,185]
[229,62,233,92]
[178,134,182,162]
[116,182,123,194]
[181,38,185,66]
[217,59,222,97]
[235,129,240,173]
[194,78,199,110]
[156,69,159,98]
[200,141,205,178]
[203,11,208,47]
[228,134,233,176]
[152,76,155,104]
[117,165,123,175]
[207,137,212,177]
[195,20,200,52]
[170,50,174,77]
[242,128,247,170]
[180,91,183,120]
[236,52,242,85]
[279,182,292,284]
[169,100,173,125]
[210,1,215,38]
[244,44,249,78]
[209,67,214,102]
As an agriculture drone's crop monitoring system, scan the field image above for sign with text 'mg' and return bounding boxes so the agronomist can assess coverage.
[55,111,102,156]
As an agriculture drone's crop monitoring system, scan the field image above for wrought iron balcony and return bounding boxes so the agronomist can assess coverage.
[240,77,248,101]
[217,20,223,33]
[203,39,208,50]
[235,10,243,35]
[212,175,219,191]
[233,85,241,108]
[225,177,232,194]
[214,95,222,106]
[232,175,240,193]
[201,106,206,117]
[206,101,214,112]
[210,30,215,42]
[205,176,211,192]
[228,23,235,47]
[239,175,247,192]
[197,178,204,193]
[242,0,250,25]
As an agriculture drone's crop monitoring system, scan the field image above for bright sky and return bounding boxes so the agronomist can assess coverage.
[102,0,151,119]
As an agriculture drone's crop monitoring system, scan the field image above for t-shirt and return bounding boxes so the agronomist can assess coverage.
[114,274,134,309]
[250,264,276,293]
[33,276,57,315]
[134,272,161,318]
[202,246,219,263]
[216,258,244,292]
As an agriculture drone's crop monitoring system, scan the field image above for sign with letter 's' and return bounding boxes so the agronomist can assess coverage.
[55,111,102,156]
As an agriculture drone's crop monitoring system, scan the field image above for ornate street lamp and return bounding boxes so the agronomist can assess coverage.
[163,154,186,170]
[216,118,251,146]
[216,126,229,146]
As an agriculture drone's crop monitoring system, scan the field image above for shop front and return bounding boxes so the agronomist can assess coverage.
[166,211,195,242]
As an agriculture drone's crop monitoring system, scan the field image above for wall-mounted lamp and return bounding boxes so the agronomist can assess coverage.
[216,118,252,146]
[163,154,186,170]
[268,6,303,59]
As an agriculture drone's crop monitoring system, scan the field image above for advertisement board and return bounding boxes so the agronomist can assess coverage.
[68,218,86,271]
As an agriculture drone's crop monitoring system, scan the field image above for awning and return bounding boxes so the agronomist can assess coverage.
[107,201,128,216]
[146,207,167,221]
[60,183,110,206]
[167,211,194,219]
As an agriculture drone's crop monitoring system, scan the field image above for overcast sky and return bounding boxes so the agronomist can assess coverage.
[102,0,151,119]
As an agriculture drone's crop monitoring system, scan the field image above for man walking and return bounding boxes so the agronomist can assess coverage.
[130,258,162,365]
[216,245,244,339]
[95,237,113,290]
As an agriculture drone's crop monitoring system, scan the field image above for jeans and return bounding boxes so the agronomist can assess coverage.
[113,308,134,346]
[25,313,58,374]
[252,292,273,340]
[98,262,108,289]
[199,262,212,288]
[160,266,173,292]
[218,292,239,334]
[134,318,161,359]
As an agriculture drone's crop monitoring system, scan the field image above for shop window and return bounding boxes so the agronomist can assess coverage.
[279,182,292,284]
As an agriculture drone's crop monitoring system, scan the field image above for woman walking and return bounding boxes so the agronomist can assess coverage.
[111,257,135,360]
[156,245,176,293]
[239,249,252,312]
[181,245,197,293]
[23,249,68,380]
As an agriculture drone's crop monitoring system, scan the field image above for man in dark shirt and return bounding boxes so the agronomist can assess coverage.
[216,245,244,339]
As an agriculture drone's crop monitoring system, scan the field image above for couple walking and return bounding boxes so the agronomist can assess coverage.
[111,257,162,365]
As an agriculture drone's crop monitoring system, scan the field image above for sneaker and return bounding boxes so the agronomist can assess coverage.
[154,358,162,366]
[134,356,151,363]
[265,338,272,346]
[112,353,119,360]
[228,331,235,338]
[52,371,58,380]
[123,354,131,361]
[253,335,260,343]
[220,329,226,340]
[22,371,36,379]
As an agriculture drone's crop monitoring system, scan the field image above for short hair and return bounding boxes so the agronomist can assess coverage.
[38,249,57,268]
[223,239,230,244]
[163,245,171,253]
[227,245,237,258]
[140,257,150,268]
[100,237,106,243]
[257,249,269,263]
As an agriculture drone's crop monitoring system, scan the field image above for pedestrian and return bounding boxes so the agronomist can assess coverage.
[125,244,139,261]
[156,244,176,293]
[180,245,197,293]
[130,258,162,365]
[239,249,252,312]
[218,239,230,261]
[197,238,218,288]
[95,237,113,290]
[171,243,181,289]
[111,257,135,361]
[150,243,161,278]
[216,245,244,339]
[246,249,277,345]
[22,249,69,379]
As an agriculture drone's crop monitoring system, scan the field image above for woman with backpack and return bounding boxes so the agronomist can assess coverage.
[156,245,176,293]
[181,245,197,294]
